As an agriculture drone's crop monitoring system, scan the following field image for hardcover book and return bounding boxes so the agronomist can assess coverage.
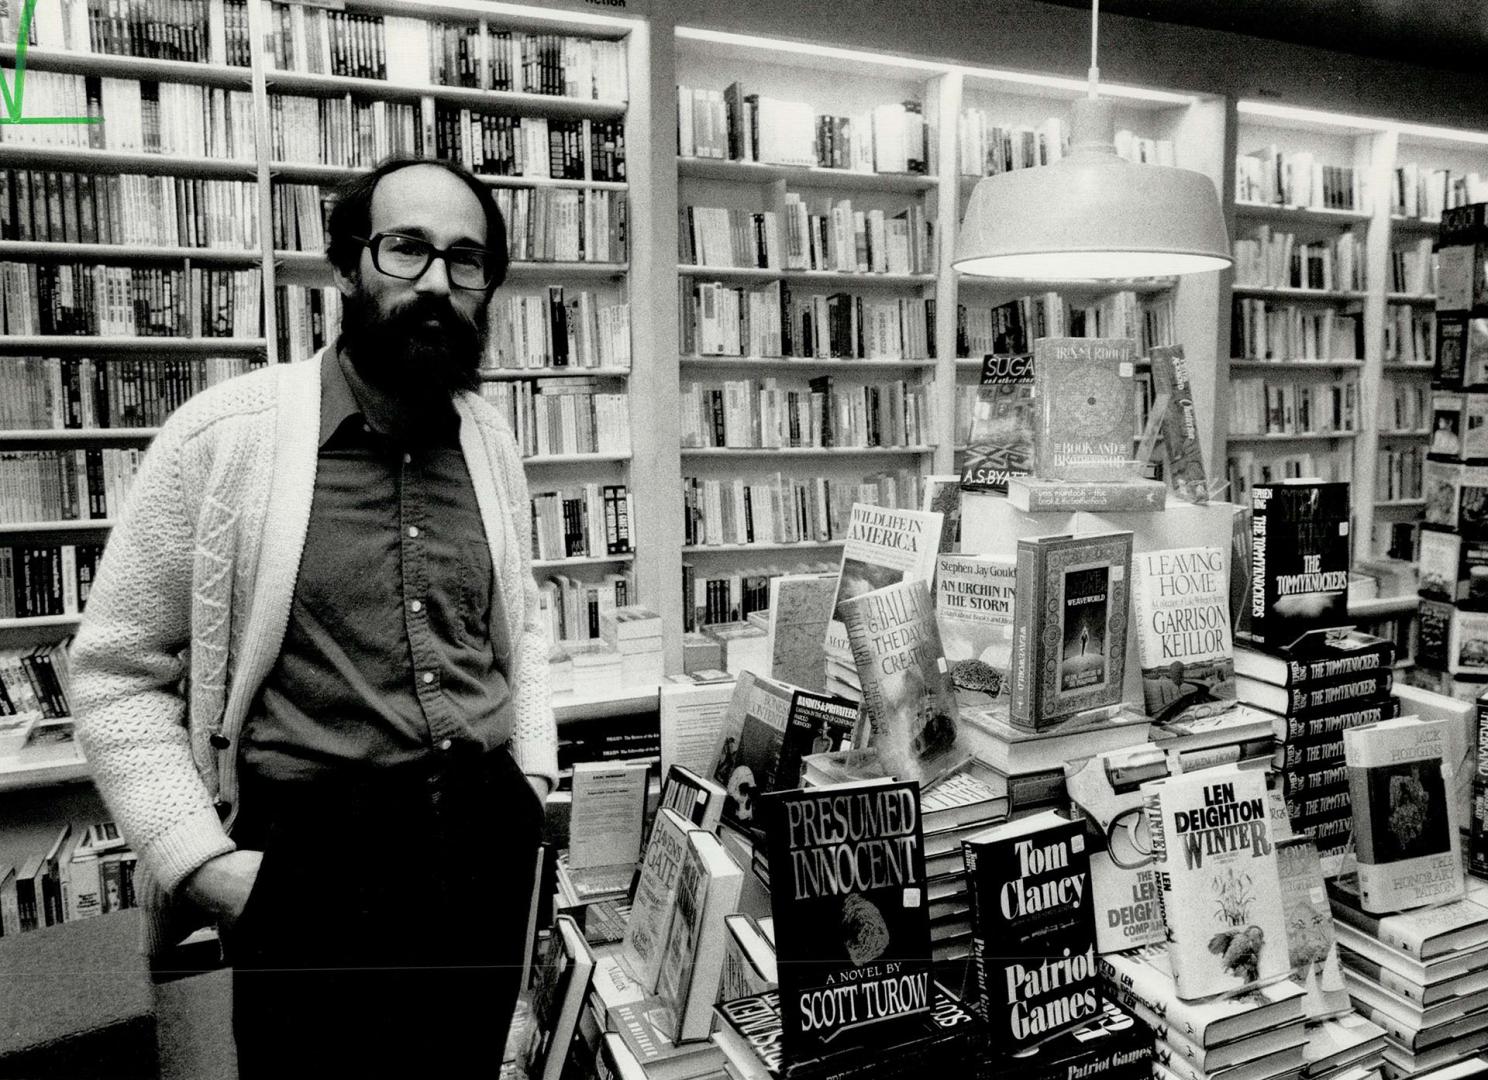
[762,779,932,1065]
[1141,765,1290,1000]
[1008,477,1167,513]
[922,475,963,554]
[1150,346,1210,504]
[1033,337,1140,483]
[961,809,1100,1051]
[1343,715,1465,913]
[1088,850,1166,954]
[623,809,698,992]
[711,671,797,832]
[1237,670,1394,718]
[720,912,778,1002]
[934,553,1016,709]
[1475,693,1488,879]
[524,915,597,1080]
[1420,528,1488,608]
[656,764,727,834]
[1232,629,1395,687]
[1275,836,1348,1019]
[1009,531,1134,731]
[1132,546,1237,725]
[654,827,745,1041]
[767,572,838,692]
[959,353,1036,493]
[1248,482,1351,650]
[776,688,858,792]
[838,578,962,784]
[1006,998,1152,1080]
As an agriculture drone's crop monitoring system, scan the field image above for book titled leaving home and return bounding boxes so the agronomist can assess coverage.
[961,809,1100,1051]
[1132,546,1237,725]
[762,779,932,1065]
[1010,531,1133,731]
[1142,765,1290,1000]
[1247,481,1351,651]
[959,353,1035,493]
[934,553,1016,710]
[1033,338,1140,483]
[1344,715,1465,914]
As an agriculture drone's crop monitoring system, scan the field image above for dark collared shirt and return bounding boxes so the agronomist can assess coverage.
[241,348,513,783]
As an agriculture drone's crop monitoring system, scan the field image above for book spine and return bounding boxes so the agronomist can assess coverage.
[1009,541,1037,727]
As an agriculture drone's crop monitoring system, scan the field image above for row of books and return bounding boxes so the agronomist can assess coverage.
[1423,462,1488,535]
[0,355,254,431]
[1435,207,1488,314]
[0,171,259,250]
[476,379,631,459]
[680,197,935,276]
[1392,162,1488,221]
[1227,376,1360,437]
[268,93,422,168]
[1389,239,1437,296]
[537,571,634,646]
[494,187,628,264]
[270,183,332,252]
[1230,300,1364,361]
[1234,146,1363,211]
[959,111,1176,176]
[1420,529,1488,608]
[1436,318,1488,390]
[4,0,250,66]
[954,379,1151,447]
[0,448,140,524]
[262,10,628,101]
[1428,393,1488,460]
[0,262,263,339]
[0,543,104,619]
[1386,305,1436,366]
[682,282,934,360]
[0,72,255,160]
[1232,226,1366,291]
[1380,382,1430,433]
[274,284,338,365]
[678,85,930,175]
[958,291,1174,357]
[434,111,627,183]
[1,821,139,935]
[682,471,922,548]
[0,642,73,727]
[1419,596,1488,676]
[488,291,633,372]
[678,377,929,450]
[1226,448,1353,505]
[530,483,633,562]
[1377,446,1426,502]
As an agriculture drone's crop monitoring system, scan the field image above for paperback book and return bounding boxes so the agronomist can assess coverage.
[1275,836,1349,1019]
[1142,765,1290,999]
[1033,337,1140,483]
[962,809,1101,1051]
[838,578,962,784]
[1343,715,1465,913]
[623,809,698,992]
[1132,546,1237,725]
[654,827,746,1041]
[934,553,1016,709]
[761,779,932,1065]
[1150,345,1210,504]
[1010,531,1134,731]
[959,353,1036,493]
[1248,481,1351,650]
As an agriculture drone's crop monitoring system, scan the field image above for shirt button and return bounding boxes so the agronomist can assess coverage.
[422,671,435,685]
[361,423,371,433]
[408,525,420,538]
[438,738,452,751]
[403,453,412,464]
[410,599,423,613]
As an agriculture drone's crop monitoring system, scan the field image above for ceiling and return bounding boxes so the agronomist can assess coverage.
[1039,0,1488,73]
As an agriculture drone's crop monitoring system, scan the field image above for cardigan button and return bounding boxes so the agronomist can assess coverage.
[209,734,230,749]
[214,801,232,820]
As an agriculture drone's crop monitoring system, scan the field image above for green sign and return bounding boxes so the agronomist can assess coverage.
[1,0,101,125]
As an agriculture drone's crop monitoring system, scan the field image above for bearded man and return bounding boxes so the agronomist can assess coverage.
[70,159,555,1078]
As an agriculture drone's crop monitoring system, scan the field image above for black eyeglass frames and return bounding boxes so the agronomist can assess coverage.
[352,233,496,290]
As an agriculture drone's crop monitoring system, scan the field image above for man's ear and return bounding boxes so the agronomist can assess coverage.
[331,260,358,298]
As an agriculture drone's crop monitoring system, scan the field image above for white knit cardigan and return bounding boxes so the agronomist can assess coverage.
[69,354,558,958]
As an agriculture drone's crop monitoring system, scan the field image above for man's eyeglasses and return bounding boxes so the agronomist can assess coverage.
[353,233,496,290]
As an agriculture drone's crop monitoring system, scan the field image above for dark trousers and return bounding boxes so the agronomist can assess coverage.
[220,744,543,1080]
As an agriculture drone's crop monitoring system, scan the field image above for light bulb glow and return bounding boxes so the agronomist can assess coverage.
[954,250,1229,279]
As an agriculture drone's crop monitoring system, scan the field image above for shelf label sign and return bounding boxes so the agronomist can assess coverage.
[1,0,103,125]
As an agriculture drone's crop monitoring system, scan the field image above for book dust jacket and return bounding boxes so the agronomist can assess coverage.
[1249,482,1350,650]
[763,780,933,1065]
[934,553,1016,709]
[1133,547,1236,725]
[960,353,1035,493]
[1032,338,1140,483]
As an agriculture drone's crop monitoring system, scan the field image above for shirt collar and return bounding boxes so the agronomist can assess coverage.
[318,346,363,448]
[319,345,465,449]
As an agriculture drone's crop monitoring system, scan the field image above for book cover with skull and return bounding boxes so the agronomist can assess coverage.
[1343,715,1465,914]
[1141,764,1290,1001]
[761,778,933,1066]
[961,809,1100,1052]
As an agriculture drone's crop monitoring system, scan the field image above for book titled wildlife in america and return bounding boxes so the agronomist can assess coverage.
[1032,338,1140,483]
[960,353,1036,493]
[762,779,933,1065]
[1141,765,1289,1000]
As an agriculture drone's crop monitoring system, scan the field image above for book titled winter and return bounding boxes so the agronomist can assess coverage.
[1132,546,1236,725]
[1343,715,1465,914]
[934,553,1015,709]
[839,578,962,784]
[1141,765,1290,1000]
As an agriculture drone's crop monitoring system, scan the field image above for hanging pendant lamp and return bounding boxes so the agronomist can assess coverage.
[952,1,1231,279]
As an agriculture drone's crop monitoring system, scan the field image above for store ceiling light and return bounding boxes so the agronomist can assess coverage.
[953,0,1231,280]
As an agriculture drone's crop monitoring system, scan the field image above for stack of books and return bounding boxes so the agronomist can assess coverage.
[600,607,665,688]
[1329,877,1488,1078]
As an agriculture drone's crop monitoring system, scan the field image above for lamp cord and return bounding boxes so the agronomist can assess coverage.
[1088,0,1100,98]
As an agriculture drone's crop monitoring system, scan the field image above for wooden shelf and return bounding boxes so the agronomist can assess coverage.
[677,265,934,286]
[1374,499,1427,508]
[481,367,631,380]
[266,69,626,119]
[1233,202,1372,226]
[531,553,636,569]
[682,356,937,370]
[681,446,934,457]
[1389,216,1441,236]
[682,541,844,554]
[1228,359,1364,371]
[678,156,937,192]
[0,336,266,354]
[0,44,252,88]
[0,144,257,180]
[0,520,116,539]
[1386,292,1437,306]
[268,160,625,191]
[1227,431,1356,443]
[1230,285,1367,302]
[0,757,91,794]
[1382,362,1436,373]
[552,682,661,723]
[1348,595,1420,618]
[524,452,631,465]
[274,250,627,282]
[1378,430,1431,438]
[0,615,82,633]
[955,274,1175,296]
[0,429,159,448]
[0,241,262,266]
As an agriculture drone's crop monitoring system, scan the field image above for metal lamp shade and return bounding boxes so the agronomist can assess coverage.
[953,98,1232,279]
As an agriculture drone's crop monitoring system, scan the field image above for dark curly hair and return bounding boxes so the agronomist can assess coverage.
[325,157,509,291]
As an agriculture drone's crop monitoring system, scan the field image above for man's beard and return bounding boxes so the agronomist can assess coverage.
[338,287,487,413]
